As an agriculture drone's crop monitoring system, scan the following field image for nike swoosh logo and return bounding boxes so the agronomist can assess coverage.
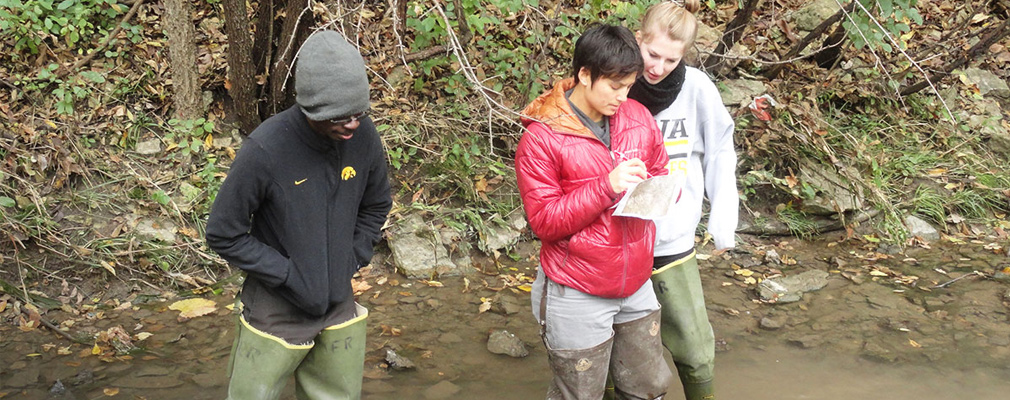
[295,179,307,185]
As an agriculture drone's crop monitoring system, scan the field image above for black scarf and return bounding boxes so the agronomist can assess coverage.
[628,62,687,115]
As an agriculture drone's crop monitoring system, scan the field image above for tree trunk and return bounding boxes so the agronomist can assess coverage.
[222,0,260,134]
[163,0,202,120]
[267,0,312,115]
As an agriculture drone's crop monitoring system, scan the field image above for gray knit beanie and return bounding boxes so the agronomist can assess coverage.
[295,30,369,121]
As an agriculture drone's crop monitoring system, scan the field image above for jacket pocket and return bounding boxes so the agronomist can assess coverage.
[278,260,329,317]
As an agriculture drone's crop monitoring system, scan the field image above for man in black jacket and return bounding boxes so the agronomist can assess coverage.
[206,30,392,400]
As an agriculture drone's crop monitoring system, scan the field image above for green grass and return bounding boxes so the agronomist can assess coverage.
[777,203,818,239]
[912,186,946,226]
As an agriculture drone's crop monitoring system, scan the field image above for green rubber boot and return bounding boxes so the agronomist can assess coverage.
[684,380,715,400]
[652,252,716,400]
[294,303,369,400]
[226,315,313,400]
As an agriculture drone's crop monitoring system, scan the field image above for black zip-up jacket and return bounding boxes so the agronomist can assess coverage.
[206,106,392,317]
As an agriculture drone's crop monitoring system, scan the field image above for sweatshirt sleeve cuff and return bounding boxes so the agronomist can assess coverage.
[712,233,736,250]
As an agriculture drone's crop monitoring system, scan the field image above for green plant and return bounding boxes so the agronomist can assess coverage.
[0,0,139,57]
[843,0,923,53]
[165,118,215,156]
[776,202,818,239]
[953,190,990,220]
[388,146,418,170]
[912,185,946,226]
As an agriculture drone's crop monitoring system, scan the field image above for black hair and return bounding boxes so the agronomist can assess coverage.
[571,23,644,84]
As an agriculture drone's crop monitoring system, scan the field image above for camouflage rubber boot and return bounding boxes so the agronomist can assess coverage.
[609,309,673,400]
[546,335,614,400]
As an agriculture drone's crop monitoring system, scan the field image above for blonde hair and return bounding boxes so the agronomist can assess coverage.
[639,0,701,48]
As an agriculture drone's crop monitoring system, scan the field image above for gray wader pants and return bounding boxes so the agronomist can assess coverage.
[531,269,673,399]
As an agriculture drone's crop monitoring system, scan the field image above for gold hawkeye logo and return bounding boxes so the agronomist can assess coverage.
[341,167,356,180]
[295,178,307,185]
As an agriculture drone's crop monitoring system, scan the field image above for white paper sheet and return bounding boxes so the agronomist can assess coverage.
[612,174,684,220]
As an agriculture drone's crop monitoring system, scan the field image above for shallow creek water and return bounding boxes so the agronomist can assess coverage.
[2,237,1009,399]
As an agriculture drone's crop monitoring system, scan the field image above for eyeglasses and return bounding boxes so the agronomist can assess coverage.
[329,109,370,126]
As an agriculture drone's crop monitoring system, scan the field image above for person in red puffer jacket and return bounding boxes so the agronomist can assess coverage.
[516,23,673,400]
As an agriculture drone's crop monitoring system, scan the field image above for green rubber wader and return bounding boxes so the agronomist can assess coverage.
[294,303,368,400]
[226,315,313,400]
[652,252,716,400]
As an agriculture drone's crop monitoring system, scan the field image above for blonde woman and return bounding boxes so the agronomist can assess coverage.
[629,1,739,399]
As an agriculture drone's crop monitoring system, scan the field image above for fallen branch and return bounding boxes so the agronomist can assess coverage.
[22,308,82,343]
[762,1,856,79]
[737,209,880,236]
[703,0,761,75]
[899,17,1010,96]
[404,45,452,62]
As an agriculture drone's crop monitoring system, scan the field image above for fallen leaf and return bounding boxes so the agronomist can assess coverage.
[380,325,402,336]
[135,332,153,341]
[909,339,922,348]
[168,298,217,319]
[351,279,373,294]
[103,387,119,396]
[100,260,116,276]
[92,343,102,355]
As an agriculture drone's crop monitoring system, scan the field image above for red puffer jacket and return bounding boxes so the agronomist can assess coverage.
[516,78,668,298]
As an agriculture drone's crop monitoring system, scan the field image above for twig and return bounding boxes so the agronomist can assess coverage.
[22,309,81,343]
[933,271,981,289]
[59,0,146,78]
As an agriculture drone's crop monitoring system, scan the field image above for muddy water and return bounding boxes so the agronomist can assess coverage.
[2,237,1009,399]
